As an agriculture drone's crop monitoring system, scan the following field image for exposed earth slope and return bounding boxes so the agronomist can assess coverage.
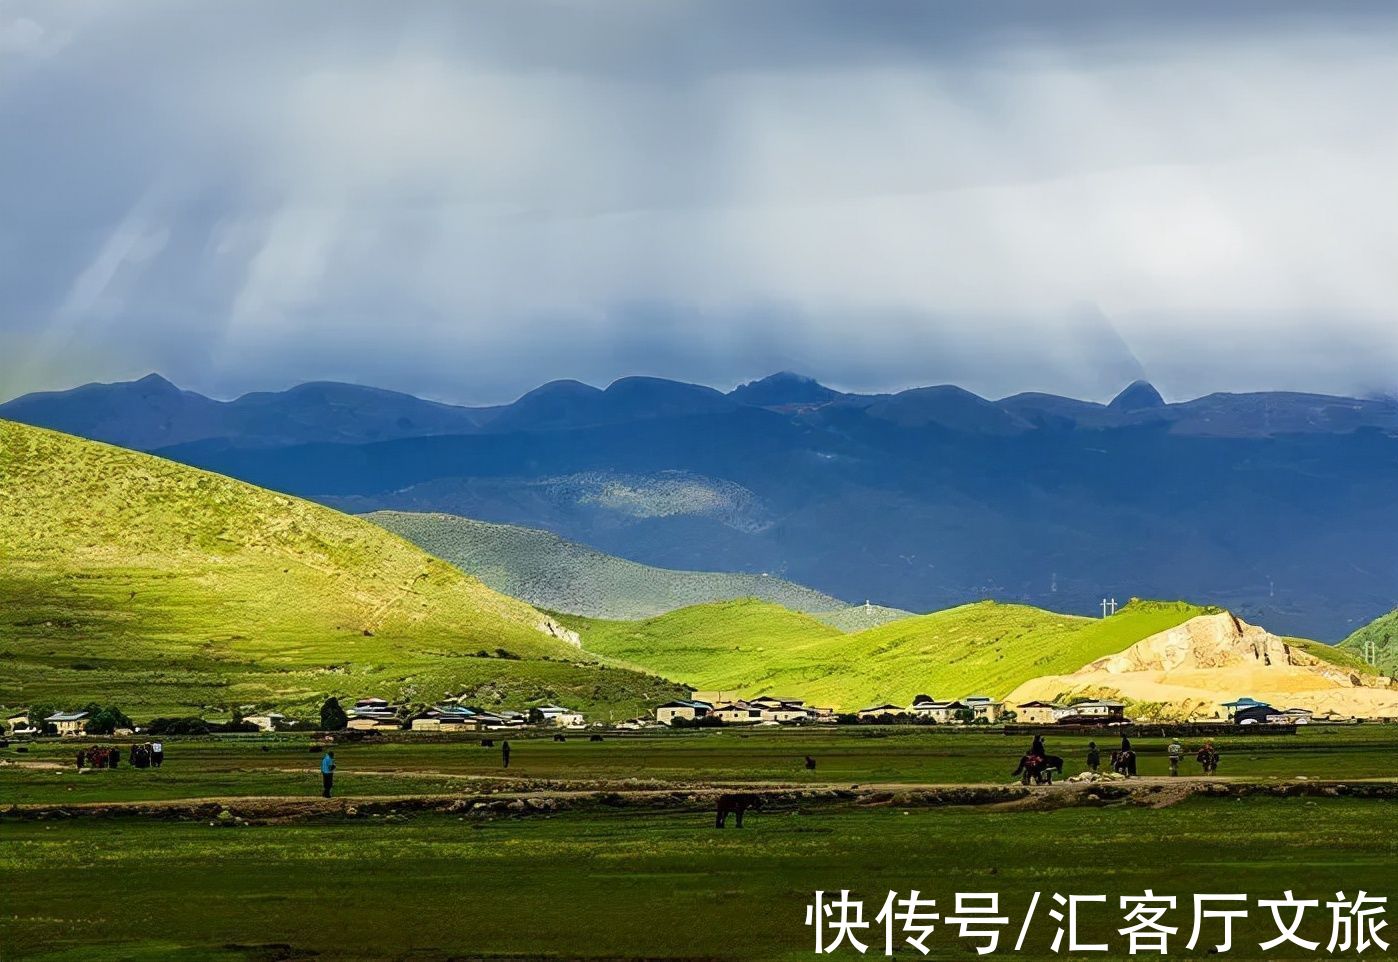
[0,421,682,720]
[566,598,1207,710]
[368,510,911,627]
[1007,613,1398,720]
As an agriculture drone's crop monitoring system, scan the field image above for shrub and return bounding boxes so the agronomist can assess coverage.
[147,717,212,736]
[320,697,348,731]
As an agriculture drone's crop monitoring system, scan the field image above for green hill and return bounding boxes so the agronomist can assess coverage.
[0,421,683,720]
[565,598,1209,710]
[367,510,912,628]
[1340,608,1398,674]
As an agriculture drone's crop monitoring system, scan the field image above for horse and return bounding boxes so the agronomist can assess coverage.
[1012,754,1064,785]
[715,793,764,828]
[552,733,567,742]
[589,734,604,742]
[804,755,817,771]
[1112,749,1137,777]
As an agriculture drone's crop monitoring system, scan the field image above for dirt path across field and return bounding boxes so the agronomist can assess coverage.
[5,777,1394,822]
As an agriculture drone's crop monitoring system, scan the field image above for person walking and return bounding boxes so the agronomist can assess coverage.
[75,748,85,771]
[109,746,121,769]
[501,740,511,769]
[1168,738,1184,776]
[320,750,335,798]
[151,741,163,768]
[1086,741,1101,773]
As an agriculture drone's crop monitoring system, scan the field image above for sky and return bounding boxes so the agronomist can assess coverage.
[3,0,1398,406]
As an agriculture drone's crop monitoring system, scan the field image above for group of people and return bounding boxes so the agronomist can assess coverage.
[75,742,163,770]
[1027,733,1221,779]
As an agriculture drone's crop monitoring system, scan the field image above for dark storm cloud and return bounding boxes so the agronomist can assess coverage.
[2,0,1396,404]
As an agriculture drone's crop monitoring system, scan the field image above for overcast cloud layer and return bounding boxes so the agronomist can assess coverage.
[3,0,1397,405]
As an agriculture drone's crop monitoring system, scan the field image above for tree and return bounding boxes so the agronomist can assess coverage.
[953,708,976,724]
[28,704,56,734]
[83,704,133,735]
[320,697,348,731]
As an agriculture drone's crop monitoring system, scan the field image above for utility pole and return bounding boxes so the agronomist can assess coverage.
[1101,597,1118,618]
[1363,639,1378,668]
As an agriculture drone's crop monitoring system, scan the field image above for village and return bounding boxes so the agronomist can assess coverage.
[2,691,1334,740]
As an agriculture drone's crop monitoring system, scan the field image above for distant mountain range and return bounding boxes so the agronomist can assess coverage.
[4,371,1396,640]
[369,509,911,628]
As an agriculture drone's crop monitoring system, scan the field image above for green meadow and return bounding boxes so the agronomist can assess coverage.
[3,797,1395,961]
[566,598,1216,709]
[0,420,683,720]
[4,727,1395,806]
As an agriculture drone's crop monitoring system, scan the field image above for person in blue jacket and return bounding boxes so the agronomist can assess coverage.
[320,750,335,798]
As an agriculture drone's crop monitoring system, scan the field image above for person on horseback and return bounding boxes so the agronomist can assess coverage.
[1028,734,1046,765]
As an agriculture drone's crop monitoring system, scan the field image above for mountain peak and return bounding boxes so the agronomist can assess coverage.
[133,373,179,393]
[1108,380,1166,411]
[730,371,841,407]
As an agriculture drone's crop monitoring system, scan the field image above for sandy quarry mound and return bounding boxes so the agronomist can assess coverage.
[1007,613,1398,720]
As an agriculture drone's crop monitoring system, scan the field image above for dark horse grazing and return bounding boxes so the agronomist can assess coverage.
[1112,749,1137,777]
[1012,754,1064,785]
[715,793,764,828]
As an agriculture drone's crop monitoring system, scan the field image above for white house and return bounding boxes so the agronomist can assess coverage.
[713,701,764,724]
[45,711,90,736]
[909,699,970,724]
[748,696,813,723]
[5,711,36,736]
[655,700,713,726]
[534,704,586,728]
[964,696,1006,724]
[1015,701,1069,725]
[1066,700,1127,722]
[857,703,905,721]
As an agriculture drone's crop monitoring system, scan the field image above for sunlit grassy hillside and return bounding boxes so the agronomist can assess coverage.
[567,598,1212,709]
[0,420,682,719]
[1339,608,1398,675]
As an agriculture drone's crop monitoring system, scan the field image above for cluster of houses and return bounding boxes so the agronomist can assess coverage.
[654,692,837,727]
[1014,699,1130,726]
[856,695,1007,724]
[0,692,1342,740]
[653,692,1012,726]
[331,697,587,733]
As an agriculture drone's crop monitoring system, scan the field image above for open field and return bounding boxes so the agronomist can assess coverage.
[4,726,1396,807]
[3,795,1396,961]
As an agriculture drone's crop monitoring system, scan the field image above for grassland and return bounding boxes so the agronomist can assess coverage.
[4,726,1397,806]
[565,598,1211,709]
[0,421,683,720]
[368,509,912,628]
[4,725,1397,962]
